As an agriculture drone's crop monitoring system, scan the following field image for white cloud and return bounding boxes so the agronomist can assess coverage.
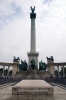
[0,0,66,65]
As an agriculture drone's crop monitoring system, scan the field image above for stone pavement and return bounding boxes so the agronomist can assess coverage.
[54,86,66,100]
[0,85,66,100]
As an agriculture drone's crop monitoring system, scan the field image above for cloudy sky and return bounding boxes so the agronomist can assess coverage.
[0,0,66,64]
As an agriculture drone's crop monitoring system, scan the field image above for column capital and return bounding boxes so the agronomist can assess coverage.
[30,13,36,19]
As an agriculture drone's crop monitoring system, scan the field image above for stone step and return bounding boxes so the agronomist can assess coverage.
[50,82,66,90]
[0,82,17,90]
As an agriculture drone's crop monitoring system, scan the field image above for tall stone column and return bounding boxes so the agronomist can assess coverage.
[27,6,39,70]
[57,66,59,75]
[63,66,64,75]
[8,66,10,75]
[31,14,36,52]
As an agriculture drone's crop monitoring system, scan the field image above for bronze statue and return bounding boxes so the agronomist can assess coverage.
[18,60,28,71]
[30,6,36,18]
[46,56,54,62]
[31,6,35,13]
[13,56,20,62]
[30,59,35,70]
[39,60,47,71]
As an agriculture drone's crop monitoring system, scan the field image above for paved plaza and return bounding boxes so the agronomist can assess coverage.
[0,83,66,100]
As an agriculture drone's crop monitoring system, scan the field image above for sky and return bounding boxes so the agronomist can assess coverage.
[0,0,66,65]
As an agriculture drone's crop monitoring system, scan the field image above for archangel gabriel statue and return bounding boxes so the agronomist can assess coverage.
[31,6,35,13]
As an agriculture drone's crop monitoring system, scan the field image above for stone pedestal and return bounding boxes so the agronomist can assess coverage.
[26,70,40,79]
[11,80,54,100]
[47,61,54,75]
[12,62,19,75]
[27,52,39,70]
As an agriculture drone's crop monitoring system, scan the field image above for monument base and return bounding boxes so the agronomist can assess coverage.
[26,70,40,79]
[6,80,54,100]
[27,52,39,70]
[15,70,50,79]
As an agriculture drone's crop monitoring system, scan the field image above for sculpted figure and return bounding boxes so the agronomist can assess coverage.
[31,6,35,13]
[18,60,28,71]
[13,56,20,62]
[46,56,54,62]
[23,60,28,70]
[51,56,54,61]
[30,59,35,70]
[39,60,47,71]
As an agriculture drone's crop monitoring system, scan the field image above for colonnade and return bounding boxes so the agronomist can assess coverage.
[1,65,19,76]
[0,62,19,76]
[0,62,66,76]
[47,62,66,75]
[57,66,65,75]
[2,66,10,75]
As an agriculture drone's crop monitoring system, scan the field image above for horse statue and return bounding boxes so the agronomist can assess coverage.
[13,56,20,62]
[39,60,47,71]
[46,56,54,62]
[18,60,28,71]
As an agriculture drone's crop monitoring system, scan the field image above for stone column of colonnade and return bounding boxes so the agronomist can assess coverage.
[8,66,10,75]
[63,66,64,75]
[57,66,59,75]
[3,66,5,76]
[2,66,10,75]
[47,65,50,72]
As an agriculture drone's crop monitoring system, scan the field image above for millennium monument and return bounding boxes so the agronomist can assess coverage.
[8,7,54,100]
[27,6,39,70]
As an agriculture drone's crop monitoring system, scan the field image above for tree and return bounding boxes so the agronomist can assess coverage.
[59,69,63,77]
[54,70,58,76]
[0,68,3,75]
[9,70,12,76]
[64,67,66,78]
[4,69,8,76]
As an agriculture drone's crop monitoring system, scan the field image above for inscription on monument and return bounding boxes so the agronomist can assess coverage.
[12,87,53,95]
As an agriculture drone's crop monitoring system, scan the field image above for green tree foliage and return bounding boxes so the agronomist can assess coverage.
[54,70,58,76]
[0,68,3,75]
[64,67,66,77]
[64,67,66,74]
[9,70,12,76]
[59,69,63,76]
[4,69,8,76]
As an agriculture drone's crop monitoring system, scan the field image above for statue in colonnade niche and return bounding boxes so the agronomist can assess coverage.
[13,56,20,62]
[39,60,47,71]
[30,59,35,70]
[18,60,28,71]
